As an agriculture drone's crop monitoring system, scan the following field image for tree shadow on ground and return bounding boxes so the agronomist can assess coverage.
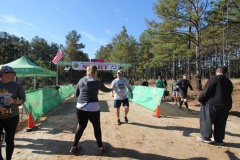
[129,122,199,137]
[225,150,240,160]
[129,122,240,148]
[160,102,200,118]
[229,111,240,118]
[99,100,110,112]
[14,139,208,160]
[34,100,110,135]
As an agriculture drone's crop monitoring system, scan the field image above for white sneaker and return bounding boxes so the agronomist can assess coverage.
[196,137,212,144]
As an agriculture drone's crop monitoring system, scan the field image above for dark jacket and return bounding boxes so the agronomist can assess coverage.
[76,76,112,103]
[177,79,193,93]
[142,81,149,86]
[198,75,233,110]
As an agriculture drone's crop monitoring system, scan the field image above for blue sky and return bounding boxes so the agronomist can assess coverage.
[0,0,158,59]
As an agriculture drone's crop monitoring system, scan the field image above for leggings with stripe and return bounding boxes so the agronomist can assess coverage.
[73,109,103,148]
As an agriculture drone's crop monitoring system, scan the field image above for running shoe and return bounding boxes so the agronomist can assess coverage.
[117,119,121,125]
[178,103,182,109]
[124,117,128,123]
[214,140,224,145]
[97,146,108,155]
[70,146,81,154]
[196,137,212,144]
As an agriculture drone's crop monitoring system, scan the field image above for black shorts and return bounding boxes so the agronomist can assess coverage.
[114,98,129,108]
[180,91,187,98]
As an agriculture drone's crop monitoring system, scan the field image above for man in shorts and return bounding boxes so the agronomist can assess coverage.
[172,78,179,105]
[111,70,133,125]
[177,74,194,111]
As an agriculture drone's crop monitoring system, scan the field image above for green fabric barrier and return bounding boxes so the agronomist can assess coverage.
[24,84,75,121]
[58,84,75,100]
[127,85,165,111]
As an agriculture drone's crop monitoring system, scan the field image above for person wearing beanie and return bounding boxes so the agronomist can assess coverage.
[0,66,26,160]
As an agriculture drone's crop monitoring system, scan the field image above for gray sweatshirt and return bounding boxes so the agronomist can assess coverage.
[0,81,26,119]
[76,76,112,103]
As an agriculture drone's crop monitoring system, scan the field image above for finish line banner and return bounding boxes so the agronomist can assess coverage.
[127,86,165,111]
[72,62,119,70]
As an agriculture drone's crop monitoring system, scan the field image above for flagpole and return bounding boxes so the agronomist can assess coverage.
[57,47,59,87]
[52,47,63,87]
[56,63,59,86]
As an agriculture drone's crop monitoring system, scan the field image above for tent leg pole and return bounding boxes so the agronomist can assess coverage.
[34,76,36,90]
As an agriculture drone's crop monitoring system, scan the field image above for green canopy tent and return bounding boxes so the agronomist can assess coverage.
[0,56,57,89]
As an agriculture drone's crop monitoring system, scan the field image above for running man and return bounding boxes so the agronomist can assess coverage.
[111,70,133,125]
[177,74,194,110]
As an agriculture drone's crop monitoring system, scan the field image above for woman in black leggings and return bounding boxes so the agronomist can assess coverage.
[74,109,102,147]
[70,65,112,155]
[0,66,26,160]
[0,116,19,160]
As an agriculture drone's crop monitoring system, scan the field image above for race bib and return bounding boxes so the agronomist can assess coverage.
[0,108,12,116]
[0,89,12,107]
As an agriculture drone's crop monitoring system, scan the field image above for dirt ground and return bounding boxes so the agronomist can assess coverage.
[2,83,240,160]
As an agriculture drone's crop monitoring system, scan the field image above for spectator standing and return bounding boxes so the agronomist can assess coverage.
[176,74,194,111]
[111,70,133,125]
[172,78,179,105]
[163,79,168,89]
[129,79,134,85]
[0,66,26,160]
[70,65,112,155]
[197,66,233,145]
[163,78,169,99]
[156,76,166,99]
[141,78,149,86]
[156,76,165,88]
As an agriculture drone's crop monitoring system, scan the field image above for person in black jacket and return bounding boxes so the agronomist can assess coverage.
[70,65,112,155]
[141,78,149,86]
[176,74,194,110]
[197,66,233,145]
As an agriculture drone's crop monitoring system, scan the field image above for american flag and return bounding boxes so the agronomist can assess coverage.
[52,50,63,65]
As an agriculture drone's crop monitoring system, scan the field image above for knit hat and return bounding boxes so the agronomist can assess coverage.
[0,66,15,77]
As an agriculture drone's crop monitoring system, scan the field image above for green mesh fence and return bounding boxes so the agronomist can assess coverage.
[24,84,164,121]
[24,84,75,121]
[127,85,165,111]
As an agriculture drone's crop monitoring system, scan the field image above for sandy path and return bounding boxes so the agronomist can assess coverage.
[2,90,240,160]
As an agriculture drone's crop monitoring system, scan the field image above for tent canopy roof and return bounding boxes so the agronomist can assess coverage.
[1,56,57,77]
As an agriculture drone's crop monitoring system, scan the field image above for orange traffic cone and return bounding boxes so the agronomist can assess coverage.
[25,113,39,132]
[153,105,161,118]
[28,113,35,128]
